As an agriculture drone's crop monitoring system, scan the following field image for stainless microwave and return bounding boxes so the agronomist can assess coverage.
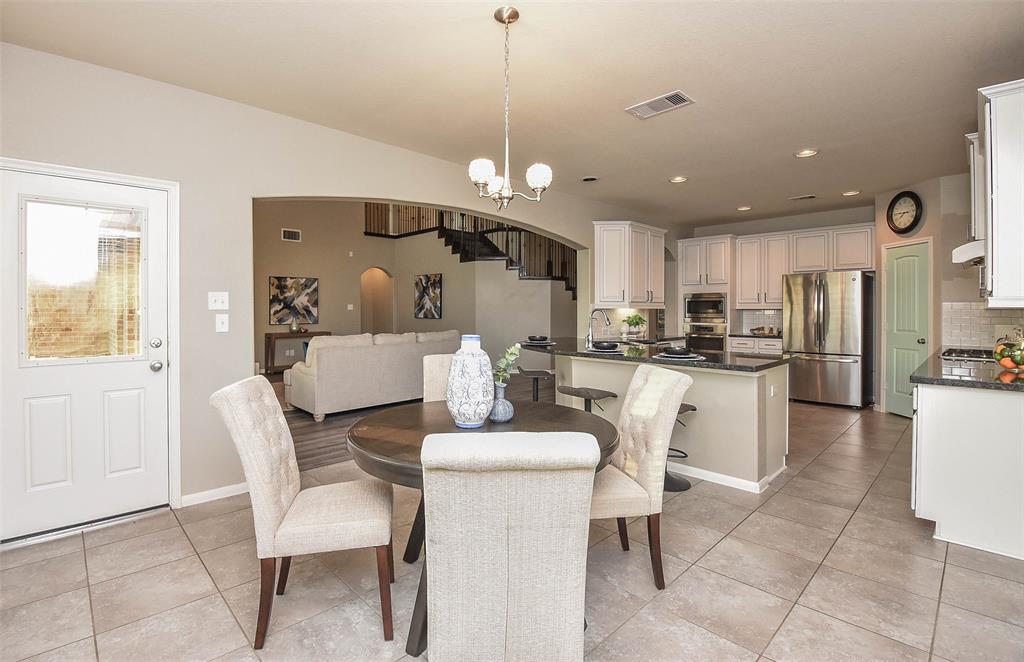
[684,293,727,322]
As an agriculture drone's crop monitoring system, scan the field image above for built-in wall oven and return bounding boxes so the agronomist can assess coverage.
[683,293,727,352]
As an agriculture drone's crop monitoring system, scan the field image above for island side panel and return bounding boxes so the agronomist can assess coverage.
[555,356,786,490]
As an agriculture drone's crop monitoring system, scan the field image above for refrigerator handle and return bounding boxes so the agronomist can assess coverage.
[814,275,822,349]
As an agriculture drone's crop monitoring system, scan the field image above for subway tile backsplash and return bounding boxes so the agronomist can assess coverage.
[942,301,1024,348]
[741,310,783,334]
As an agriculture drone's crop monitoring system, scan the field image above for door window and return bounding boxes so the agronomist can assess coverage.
[22,199,145,363]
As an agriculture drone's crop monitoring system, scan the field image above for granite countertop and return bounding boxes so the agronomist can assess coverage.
[910,351,1024,393]
[728,333,783,339]
[521,337,788,372]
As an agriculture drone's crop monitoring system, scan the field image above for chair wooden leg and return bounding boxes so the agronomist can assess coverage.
[276,556,291,595]
[375,545,394,641]
[255,558,276,649]
[386,538,395,583]
[647,514,666,590]
[616,518,630,551]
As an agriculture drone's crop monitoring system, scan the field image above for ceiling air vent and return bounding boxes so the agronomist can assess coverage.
[281,228,302,242]
[788,194,817,201]
[624,90,694,119]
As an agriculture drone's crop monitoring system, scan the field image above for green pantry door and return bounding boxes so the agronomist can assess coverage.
[884,242,930,417]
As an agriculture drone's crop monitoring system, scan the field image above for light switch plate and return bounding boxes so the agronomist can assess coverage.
[215,313,229,333]
[347,303,354,311]
[208,291,229,310]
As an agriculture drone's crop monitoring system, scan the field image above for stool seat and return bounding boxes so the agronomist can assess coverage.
[678,402,697,414]
[517,368,553,378]
[558,386,617,402]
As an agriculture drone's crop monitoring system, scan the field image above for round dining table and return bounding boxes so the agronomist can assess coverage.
[347,399,619,657]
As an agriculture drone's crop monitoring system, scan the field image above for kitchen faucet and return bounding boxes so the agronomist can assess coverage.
[586,309,612,349]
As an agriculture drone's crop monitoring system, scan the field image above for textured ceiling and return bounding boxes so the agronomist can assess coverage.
[2,1,1022,228]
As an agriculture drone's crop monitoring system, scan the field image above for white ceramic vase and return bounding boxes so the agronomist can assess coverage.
[446,335,494,428]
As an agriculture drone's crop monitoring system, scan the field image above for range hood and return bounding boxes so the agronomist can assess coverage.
[952,239,985,265]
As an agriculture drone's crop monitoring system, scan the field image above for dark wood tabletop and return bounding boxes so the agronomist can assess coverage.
[347,400,619,489]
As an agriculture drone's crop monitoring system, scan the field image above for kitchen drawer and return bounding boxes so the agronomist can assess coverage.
[729,338,756,351]
[756,339,783,353]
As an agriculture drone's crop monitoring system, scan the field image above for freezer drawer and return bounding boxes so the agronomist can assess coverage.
[785,353,864,407]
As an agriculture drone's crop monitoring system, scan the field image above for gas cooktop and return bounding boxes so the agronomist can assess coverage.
[940,348,995,362]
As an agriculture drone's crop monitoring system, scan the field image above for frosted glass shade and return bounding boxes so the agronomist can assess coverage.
[486,175,505,195]
[468,158,496,184]
[526,163,553,190]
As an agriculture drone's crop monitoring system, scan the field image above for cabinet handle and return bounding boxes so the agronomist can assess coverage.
[621,289,625,301]
[757,292,761,302]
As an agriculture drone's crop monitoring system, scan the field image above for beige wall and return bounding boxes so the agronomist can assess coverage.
[252,199,395,368]
[474,261,557,371]
[392,233,477,336]
[359,267,394,335]
[0,44,646,497]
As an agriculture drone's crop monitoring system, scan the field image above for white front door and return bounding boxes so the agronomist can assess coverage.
[1,169,169,540]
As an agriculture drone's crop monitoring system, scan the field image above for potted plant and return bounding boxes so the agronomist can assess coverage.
[490,343,521,423]
[624,313,648,337]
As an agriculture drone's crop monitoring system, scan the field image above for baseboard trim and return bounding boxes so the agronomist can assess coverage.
[668,460,785,494]
[180,481,249,508]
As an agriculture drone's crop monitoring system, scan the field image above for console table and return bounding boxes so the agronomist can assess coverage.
[264,331,330,374]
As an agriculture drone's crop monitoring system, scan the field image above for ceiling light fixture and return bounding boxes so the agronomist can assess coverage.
[737,206,752,211]
[793,148,819,158]
[467,7,551,210]
[842,190,861,196]
[670,176,688,183]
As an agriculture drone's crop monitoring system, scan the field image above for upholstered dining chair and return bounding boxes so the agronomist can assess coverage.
[209,376,395,649]
[421,431,600,662]
[589,364,693,589]
[423,353,453,402]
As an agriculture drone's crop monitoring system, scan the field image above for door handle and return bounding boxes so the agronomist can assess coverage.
[149,337,163,348]
[916,338,926,345]
[150,361,164,372]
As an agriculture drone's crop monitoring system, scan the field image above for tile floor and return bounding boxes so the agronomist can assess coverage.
[2,402,1022,661]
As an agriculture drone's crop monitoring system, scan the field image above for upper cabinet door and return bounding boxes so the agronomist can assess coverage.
[594,224,628,306]
[791,230,831,272]
[762,235,790,307]
[735,237,762,306]
[832,226,874,271]
[628,227,651,304]
[679,240,704,286]
[705,238,730,285]
[648,231,666,303]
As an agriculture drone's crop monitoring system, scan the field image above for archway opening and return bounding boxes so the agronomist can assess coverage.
[360,267,395,334]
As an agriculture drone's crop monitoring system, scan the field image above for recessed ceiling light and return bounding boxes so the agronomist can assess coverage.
[737,206,752,211]
[669,176,688,183]
[580,176,600,183]
[793,148,818,158]
[842,190,861,196]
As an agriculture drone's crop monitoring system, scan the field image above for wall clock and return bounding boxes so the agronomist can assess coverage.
[886,191,923,234]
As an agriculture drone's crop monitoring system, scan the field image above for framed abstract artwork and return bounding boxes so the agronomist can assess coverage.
[414,273,442,319]
[269,276,319,325]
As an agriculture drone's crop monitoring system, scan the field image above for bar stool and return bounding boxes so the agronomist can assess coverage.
[516,366,553,402]
[556,385,617,413]
[665,403,697,492]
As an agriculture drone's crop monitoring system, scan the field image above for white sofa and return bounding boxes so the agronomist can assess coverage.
[284,330,460,421]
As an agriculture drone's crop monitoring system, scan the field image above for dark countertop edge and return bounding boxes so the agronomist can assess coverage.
[728,333,783,339]
[910,373,1024,393]
[523,344,789,373]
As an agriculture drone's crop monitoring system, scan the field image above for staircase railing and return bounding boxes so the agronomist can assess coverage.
[364,202,577,298]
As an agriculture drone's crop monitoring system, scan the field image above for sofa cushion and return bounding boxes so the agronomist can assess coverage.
[373,332,417,345]
[416,330,460,343]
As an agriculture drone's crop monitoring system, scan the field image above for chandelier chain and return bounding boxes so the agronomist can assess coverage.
[503,18,511,177]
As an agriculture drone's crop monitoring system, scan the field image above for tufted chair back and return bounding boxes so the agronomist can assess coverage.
[210,376,301,558]
[423,353,453,402]
[610,365,693,514]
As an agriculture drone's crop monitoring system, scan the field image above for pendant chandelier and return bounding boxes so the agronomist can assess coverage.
[468,6,552,210]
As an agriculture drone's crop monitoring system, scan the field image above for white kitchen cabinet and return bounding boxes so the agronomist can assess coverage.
[593,221,666,308]
[756,338,782,354]
[980,79,1024,308]
[728,337,756,352]
[678,235,733,289]
[762,235,790,306]
[735,238,762,306]
[832,226,874,271]
[790,230,830,272]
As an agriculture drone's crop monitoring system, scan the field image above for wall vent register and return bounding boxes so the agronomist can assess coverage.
[281,228,301,242]
[625,90,694,119]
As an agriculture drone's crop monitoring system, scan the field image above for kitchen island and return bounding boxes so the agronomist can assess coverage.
[523,338,790,492]
[909,353,1024,558]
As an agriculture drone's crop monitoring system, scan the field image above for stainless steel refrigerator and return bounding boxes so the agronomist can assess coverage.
[783,270,873,408]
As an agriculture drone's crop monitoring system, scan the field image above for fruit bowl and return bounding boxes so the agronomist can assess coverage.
[994,328,1024,373]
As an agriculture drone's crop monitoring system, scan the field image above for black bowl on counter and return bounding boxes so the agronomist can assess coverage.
[662,346,692,356]
[527,335,548,342]
[591,341,619,350]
